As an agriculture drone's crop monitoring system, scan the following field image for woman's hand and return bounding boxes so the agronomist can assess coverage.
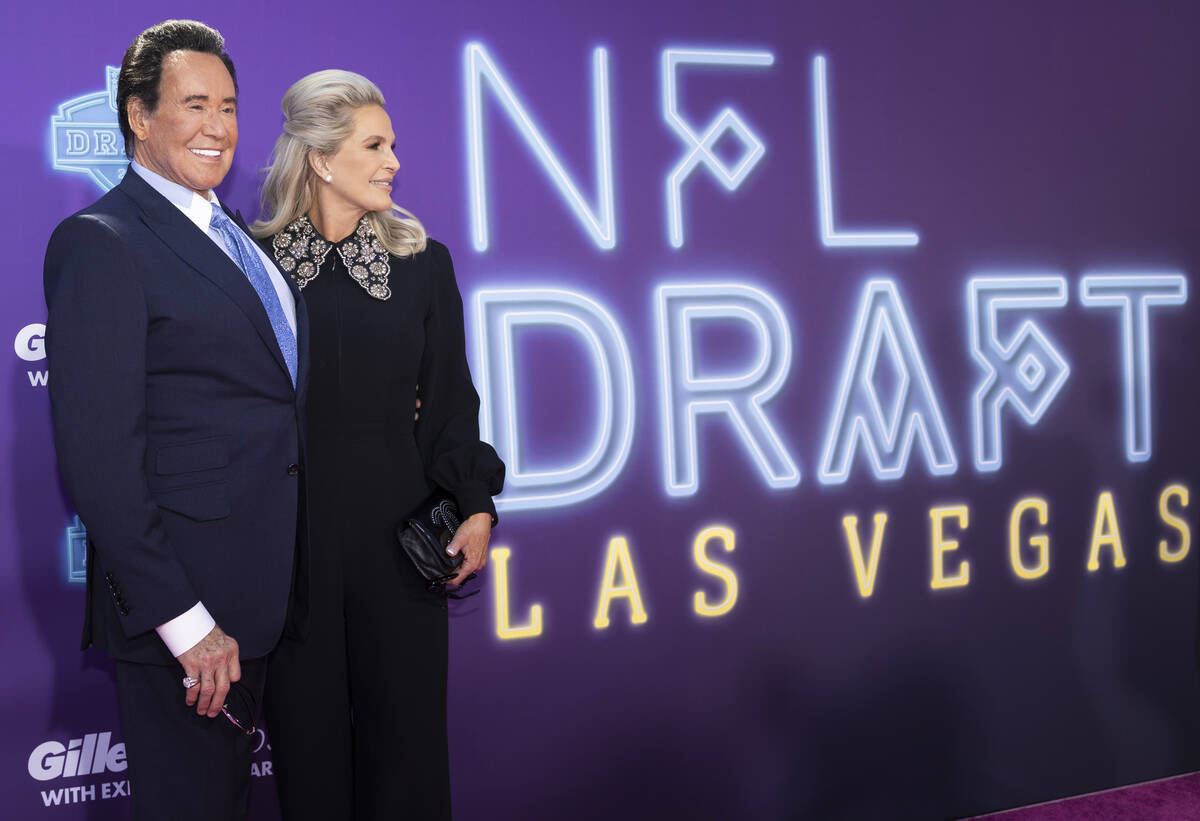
[445,512,492,588]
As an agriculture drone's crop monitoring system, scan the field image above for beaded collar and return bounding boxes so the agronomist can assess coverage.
[271,215,392,301]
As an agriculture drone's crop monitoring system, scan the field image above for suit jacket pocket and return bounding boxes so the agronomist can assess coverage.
[152,481,231,522]
[155,436,231,475]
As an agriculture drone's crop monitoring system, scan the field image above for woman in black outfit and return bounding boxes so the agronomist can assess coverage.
[252,70,504,821]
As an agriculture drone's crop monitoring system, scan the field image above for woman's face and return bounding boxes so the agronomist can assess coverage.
[320,104,399,217]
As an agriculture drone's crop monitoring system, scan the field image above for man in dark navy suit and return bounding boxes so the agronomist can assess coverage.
[44,20,307,820]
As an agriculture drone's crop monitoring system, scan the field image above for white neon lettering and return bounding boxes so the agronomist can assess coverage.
[968,275,1070,471]
[475,288,634,510]
[656,282,798,495]
[662,48,774,249]
[1079,273,1187,461]
[465,43,614,251]
[819,279,956,483]
[812,55,918,248]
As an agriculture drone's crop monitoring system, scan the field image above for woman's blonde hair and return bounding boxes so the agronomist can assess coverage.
[251,70,426,257]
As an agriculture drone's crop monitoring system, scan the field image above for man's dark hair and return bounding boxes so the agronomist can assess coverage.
[117,20,238,158]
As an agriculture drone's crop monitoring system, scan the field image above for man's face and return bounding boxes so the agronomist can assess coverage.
[128,50,237,196]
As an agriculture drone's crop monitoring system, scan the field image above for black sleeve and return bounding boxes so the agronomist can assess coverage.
[415,240,505,523]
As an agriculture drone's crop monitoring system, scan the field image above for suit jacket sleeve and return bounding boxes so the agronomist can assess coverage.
[44,213,200,638]
[416,241,505,522]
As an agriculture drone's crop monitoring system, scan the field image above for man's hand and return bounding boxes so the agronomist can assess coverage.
[445,512,492,588]
[177,625,240,718]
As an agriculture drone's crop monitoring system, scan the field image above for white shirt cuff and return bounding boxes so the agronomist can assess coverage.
[155,602,216,657]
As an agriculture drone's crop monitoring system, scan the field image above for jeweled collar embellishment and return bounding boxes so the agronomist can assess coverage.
[272,215,392,301]
[271,215,330,290]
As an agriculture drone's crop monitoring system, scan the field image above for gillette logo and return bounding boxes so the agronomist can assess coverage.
[14,323,48,387]
[28,731,126,781]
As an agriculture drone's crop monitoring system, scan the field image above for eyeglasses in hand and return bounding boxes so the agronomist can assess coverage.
[220,682,257,735]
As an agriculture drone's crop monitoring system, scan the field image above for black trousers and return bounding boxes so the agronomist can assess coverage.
[265,530,451,821]
[114,657,267,821]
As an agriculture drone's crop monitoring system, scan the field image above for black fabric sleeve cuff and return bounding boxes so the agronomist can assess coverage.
[454,481,499,527]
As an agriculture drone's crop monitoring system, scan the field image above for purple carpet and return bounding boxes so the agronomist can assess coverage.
[967,772,1200,820]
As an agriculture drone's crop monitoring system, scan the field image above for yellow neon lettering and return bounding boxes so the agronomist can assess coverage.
[842,512,887,598]
[490,546,544,639]
[692,525,738,616]
[930,505,970,589]
[1086,491,1127,571]
[1008,497,1049,580]
[1159,484,1190,563]
[593,536,648,628]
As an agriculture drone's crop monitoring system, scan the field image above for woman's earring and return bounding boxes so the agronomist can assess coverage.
[324,174,333,183]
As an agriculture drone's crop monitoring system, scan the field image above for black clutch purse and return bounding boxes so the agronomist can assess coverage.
[395,491,479,598]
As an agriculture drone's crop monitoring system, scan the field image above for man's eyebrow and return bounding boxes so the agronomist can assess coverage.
[180,94,238,104]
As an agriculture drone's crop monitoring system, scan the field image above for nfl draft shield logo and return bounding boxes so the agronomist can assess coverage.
[66,516,86,584]
[50,67,126,191]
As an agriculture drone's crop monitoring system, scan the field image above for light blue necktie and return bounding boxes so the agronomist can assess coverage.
[209,203,298,386]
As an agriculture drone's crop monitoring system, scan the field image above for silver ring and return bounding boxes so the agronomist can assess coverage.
[182,676,199,689]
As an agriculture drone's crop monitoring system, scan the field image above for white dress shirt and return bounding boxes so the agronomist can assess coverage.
[130,161,297,657]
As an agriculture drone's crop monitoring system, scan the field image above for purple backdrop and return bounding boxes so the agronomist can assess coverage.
[4,1,1199,818]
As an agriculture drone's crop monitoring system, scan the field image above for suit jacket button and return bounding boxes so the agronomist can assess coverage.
[287,463,300,476]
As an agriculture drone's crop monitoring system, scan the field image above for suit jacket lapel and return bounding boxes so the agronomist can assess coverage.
[116,172,294,387]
